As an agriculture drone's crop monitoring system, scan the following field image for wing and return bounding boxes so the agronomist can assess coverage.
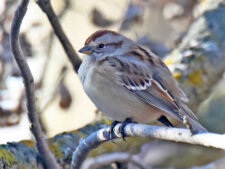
[99,50,197,122]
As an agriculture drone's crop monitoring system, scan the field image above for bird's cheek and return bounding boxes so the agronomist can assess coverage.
[95,53,106,60]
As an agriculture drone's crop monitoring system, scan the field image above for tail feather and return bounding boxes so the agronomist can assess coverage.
[186,116,208,133]
[178,100,207,133]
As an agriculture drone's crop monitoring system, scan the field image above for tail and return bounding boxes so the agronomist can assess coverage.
[178,100,208,133]
[185,116,208,133]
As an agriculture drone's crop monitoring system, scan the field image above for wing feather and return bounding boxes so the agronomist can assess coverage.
[100,54,198,121]
[96,44,207,131]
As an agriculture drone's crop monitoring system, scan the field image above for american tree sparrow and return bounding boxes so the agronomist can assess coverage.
[78,30,207,134]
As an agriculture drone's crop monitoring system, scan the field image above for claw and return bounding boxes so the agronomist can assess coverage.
[119,118,135,141]
[109,121,119,139]
[109,118,136,140]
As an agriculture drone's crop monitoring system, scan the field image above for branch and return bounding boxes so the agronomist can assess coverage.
[80,152,148,169]
[9,0,59,168]
[0,125,223,168]
[70,123,225,169]
[36,0,81,73]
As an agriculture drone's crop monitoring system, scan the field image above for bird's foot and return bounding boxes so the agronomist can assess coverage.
[110,118,136,140]
[109,121,119,139]
[119,118,136,141]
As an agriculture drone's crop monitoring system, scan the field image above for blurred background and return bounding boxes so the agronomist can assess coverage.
[0,0,225,168]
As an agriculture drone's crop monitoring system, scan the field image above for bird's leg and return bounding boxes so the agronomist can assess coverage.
[158,115,174,127]
[110,121,119,139]
[119,118,136,141]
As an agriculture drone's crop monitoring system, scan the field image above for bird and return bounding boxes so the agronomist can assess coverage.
[78,30,207,136]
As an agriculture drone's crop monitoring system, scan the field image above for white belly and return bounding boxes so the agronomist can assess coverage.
[81,65,162,123]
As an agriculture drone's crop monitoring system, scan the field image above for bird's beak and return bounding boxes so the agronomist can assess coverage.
[79,45,92,55]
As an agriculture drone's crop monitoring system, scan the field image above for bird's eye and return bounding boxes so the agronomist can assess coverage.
[98,44,105,48]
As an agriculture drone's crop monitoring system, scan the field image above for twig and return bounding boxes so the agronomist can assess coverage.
[80,152,149,169]
[9,0,59,168]
[38,0,70,87]
[36,0,81,73]
[37,1,71,133]
[71,123,225,169]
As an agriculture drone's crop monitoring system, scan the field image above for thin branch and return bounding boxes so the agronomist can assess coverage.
[71,123,225,169]
[36,0,81,73]
[9,0,59,168]
[38,0,70,87]
[80,152,149,169]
